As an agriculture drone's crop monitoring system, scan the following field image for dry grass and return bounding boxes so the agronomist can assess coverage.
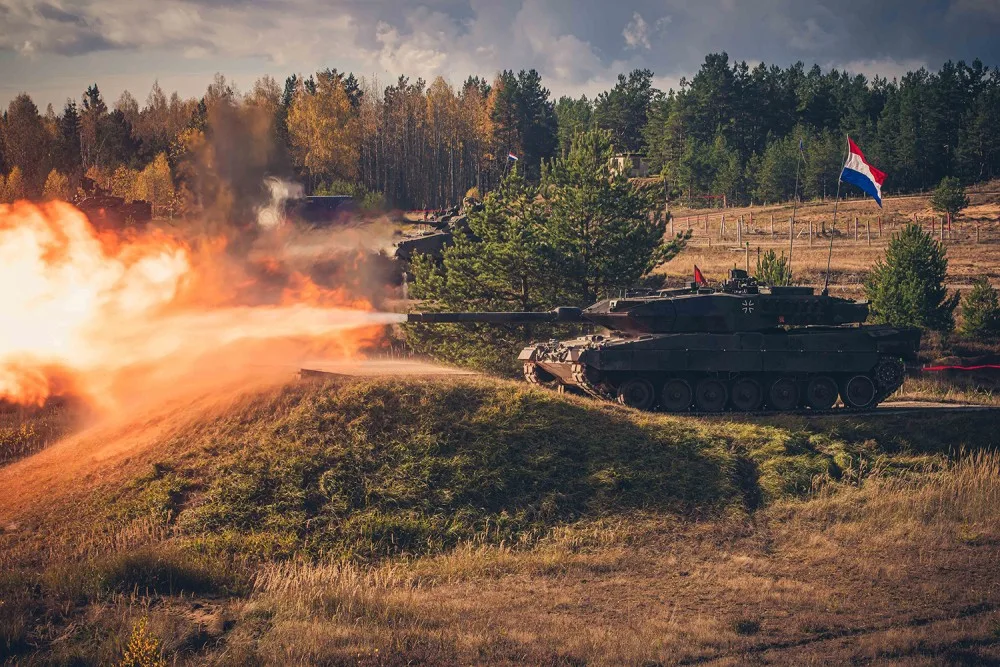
[2,378,1000,665]
[0,399,84,467]
[205,453,1000,664]
[891,375,1000,406]
[661,185,1000,294]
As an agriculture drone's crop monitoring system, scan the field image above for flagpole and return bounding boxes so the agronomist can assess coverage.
[822,136,849,297]
[789,138,804,285]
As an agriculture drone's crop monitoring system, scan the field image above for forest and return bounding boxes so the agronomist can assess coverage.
[0,52,998,214]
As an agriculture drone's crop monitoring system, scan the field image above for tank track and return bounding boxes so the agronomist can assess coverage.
[526,356,908,414]
[571,362,612,401]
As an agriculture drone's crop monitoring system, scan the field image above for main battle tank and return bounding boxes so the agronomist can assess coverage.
[407,269,921,412]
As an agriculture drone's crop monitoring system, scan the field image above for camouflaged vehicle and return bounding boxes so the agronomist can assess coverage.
[407,269,921,412]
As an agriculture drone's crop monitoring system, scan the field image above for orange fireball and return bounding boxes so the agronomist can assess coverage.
[0,200,399,408]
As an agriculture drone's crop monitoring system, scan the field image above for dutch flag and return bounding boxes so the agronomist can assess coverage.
[508,152,519,161]
[840,137,886,207]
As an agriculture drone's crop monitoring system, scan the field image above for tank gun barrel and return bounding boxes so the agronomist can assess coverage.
[407,307,583,325]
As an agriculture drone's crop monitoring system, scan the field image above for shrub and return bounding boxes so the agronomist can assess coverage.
[755,248,792,286]
[864,224,958,331]
[960,278,1000,338]
[315,180,386,212]
[118,617,166,667]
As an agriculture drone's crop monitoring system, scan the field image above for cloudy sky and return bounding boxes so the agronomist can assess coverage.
[2,0,999,110]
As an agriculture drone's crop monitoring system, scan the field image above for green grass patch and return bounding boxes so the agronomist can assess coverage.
[92,377,945,562]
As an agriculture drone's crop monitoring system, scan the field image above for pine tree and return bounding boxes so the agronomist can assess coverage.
[542,129,671,302]
[407,169,561,374]
[514,69,558,179]
[754,135,798,203]
[929,176,969,217]
[56,101,82,176]
[959,278,1000,338]
[554,96,593,157]
[864,224,959,331]
[80,84,108,169]
[803,130,843,201]
[593,69,658,153]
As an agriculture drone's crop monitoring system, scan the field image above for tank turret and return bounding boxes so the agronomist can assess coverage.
[407,269,921,413]
[407,270,868,334]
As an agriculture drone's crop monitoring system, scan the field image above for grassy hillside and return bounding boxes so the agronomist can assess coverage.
[1,377,999,664]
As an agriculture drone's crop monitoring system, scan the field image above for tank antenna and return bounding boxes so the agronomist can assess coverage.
[789,138,805,285]
[823,137,848,296]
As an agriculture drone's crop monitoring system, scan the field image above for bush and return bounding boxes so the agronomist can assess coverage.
[755,248,792,286]
[865,224,959,331]
[960,278,1000,338]
[118,617,166,667]
[315,180,386,212]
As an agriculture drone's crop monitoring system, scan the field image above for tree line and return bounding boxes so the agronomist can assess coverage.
[1,53,998,213]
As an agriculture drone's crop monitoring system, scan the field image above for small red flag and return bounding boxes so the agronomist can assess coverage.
[694,265,707,286]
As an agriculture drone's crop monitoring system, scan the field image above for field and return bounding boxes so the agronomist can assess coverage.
[660,181,1000,297]
[2,376,1000,665]
[1,183,999,666]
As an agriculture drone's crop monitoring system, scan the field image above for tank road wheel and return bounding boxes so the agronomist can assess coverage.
[730,378,763,412]
[660,378,693,412]
[768,378,799,411]
[694,378,728,412]
[841,375,877,410]
[617,378,656,411]
[805,376,839,410]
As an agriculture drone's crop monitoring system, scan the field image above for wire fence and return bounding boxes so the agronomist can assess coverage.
[669,210,1000,248]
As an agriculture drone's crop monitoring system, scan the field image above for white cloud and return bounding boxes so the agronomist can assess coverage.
[623,12,650,50]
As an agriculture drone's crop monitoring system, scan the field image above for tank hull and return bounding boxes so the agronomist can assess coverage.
[520,326,920,412]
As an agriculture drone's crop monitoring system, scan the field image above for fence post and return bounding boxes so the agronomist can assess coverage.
[737,216,742,245]
[809,220,813,246]
[866,220,871,246]
[721,214,726,239]
[855,216,859,242]
[940,217,944,242]
[770,214,774,237]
